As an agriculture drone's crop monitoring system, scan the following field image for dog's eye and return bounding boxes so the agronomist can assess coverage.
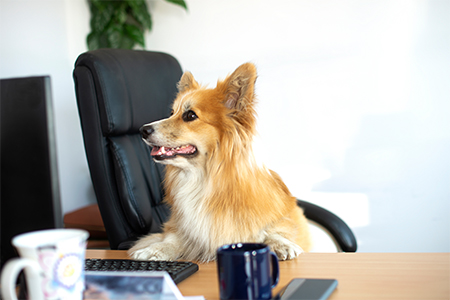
[170,110,174,116]
[183,110,198,122]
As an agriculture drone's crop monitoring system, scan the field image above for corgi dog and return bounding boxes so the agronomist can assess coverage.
[128,63,311,262]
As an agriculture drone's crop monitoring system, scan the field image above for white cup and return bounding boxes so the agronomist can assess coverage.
[1,229,89,300]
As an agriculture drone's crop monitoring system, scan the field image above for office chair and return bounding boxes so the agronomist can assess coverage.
[73,49,357,253]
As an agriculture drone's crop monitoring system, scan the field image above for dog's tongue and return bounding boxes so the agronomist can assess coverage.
[151,145,196,157]
[151,146,161,156]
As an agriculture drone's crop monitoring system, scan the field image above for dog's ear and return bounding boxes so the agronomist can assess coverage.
[222,63,257,111]
[177,71,199,93]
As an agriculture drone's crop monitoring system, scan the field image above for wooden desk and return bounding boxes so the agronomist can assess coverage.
[86,250,449,300]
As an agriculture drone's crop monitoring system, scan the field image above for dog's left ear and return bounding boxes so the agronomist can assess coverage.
[177,71,199,93]
[222,63,257,111]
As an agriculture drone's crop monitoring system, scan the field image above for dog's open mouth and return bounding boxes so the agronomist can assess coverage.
[150,145,197,160]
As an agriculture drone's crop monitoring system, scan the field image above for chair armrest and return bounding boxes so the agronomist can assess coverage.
[297,199,357,252]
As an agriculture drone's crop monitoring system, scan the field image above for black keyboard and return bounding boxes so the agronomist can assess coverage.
[85,259,199,284]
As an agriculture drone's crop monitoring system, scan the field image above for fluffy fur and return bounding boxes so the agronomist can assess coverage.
[128,63,311,262]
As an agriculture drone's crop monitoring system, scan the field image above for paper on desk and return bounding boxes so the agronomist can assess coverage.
[85,271,187,300]
[184,296,205,300]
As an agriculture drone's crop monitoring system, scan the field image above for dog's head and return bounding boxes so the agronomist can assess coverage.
[140,63,258,169]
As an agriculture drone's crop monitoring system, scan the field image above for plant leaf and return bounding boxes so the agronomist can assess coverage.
[115,31,135,50]
[87,32,100,50]
[87,31,110,50]
[89,0,107,10]
[113,2,128,26]
[124,24,145,48]
[89,1,114,32]
[164,0,188,10]
[106,24,123,49]
[126,0,152,30]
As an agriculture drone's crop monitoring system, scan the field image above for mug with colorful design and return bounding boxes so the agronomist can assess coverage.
[1,229,89,300]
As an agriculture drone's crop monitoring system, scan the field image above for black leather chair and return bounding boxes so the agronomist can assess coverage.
[73,49,357,252]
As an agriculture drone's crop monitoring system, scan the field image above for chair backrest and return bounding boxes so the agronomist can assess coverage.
[73,49,183,249]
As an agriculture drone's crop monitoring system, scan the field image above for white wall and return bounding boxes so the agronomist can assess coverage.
[1,0,448,252]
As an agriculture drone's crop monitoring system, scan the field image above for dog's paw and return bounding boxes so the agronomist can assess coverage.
[129,242,179,261]
[267,237,304,261]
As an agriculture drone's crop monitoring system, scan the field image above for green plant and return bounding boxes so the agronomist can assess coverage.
[87,0,187,50]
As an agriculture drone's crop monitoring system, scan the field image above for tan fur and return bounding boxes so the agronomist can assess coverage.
[128,63,311,262]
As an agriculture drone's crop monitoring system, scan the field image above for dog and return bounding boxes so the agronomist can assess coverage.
[128,63,312,262]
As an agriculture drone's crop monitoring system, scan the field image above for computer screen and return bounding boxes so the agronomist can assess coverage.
[1,76,63,269]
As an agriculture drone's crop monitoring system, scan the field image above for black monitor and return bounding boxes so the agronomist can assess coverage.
[1,76,63,269]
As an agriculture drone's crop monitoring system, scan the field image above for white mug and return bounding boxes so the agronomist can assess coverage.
[1,229,89,300]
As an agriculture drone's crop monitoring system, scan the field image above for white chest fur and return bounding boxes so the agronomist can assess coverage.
[170,170,216,249]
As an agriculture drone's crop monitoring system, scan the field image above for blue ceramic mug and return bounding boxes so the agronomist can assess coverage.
[217,243,279,300]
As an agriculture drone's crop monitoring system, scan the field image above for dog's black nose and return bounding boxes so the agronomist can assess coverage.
[140,125,154,139]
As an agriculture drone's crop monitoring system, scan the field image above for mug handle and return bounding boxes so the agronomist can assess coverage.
[270,252,280,288]
[1,258,44,300]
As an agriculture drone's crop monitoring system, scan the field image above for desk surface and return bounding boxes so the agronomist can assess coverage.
[85,250,449,300]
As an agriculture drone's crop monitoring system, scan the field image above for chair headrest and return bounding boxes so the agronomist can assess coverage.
[74,49,182,136]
